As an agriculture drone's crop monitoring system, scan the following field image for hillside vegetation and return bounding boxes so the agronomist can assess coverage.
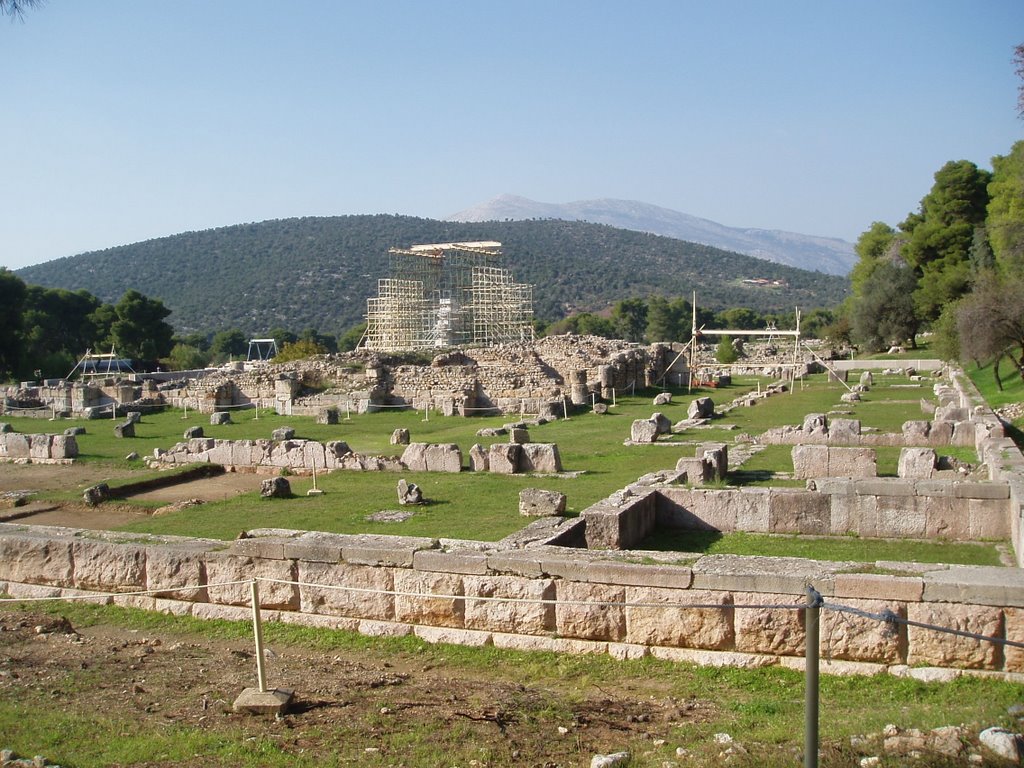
[17,216,849,336]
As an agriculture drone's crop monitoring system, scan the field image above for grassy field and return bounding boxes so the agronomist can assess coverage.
[1,599,1021,768]
[0,368,1008,564]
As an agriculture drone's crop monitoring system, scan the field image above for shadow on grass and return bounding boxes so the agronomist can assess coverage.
[727,469,775,486]
[639,528,723,553]
[1006,421,1024,452]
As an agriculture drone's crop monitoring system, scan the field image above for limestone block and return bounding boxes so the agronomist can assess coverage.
[928,420,954,445]
[802,413,828,436]
[414,625,493,647]
[393,569,464,627]
[2,434,29,458]
[206,440,234,466]
[858,371,873,388]
[1003,607,1024,672]
[832,573,923,603]
[906,602,1001,669]
[902,421,931,443]
[390,428,410,445]
[733,592,805,656]
[898,448,936,479]
[113,421,135,438]
[840,391,861,403]
[820,597,905,663]
[651,412,672,435]
[424,443,462,472]
[184,425,204,439]
[487,443,521,474]
[210,411,232,425]
[303,440,327,471]
[624,587,733,650]
[792,444,829,479]
[298,560,394,620]
[934,405,968,422]
[230,440,257,467]
[828,447,876,478]
[316,407,339,425]
[413,548,489,576]
[968,499,1011,540]
[768,489,830,535]
[341,533,436,568]
[188,437,215,454]
[653,392,672,406]
[555,581,626,641]
[205,554,298,609]
[324,440,352,467]
[828,418,861,444]
[630,419,659,443]
[699,443,728,481]
[50,434,78,459]
[674,457,713,486]
[687,397,715,419]
[922,496,966,539]
[463,575,556,635]
[518,488,567,517]
[146,545,209,601]
[875,496,927,538]
[72,539,146,591]
[519,443,562,473]
[469,443,489,471]
[272,426,295,441]
[0,534,74,586]
[508,427,530,444]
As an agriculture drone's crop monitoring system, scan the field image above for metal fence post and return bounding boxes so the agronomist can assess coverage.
[805,584,821,768]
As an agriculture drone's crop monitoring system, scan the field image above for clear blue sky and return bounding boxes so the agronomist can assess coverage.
[2,0,1022,270]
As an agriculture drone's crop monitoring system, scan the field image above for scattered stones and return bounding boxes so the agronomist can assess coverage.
[63,426,85,436]
[859,371,874,388]
[390,428,410,446]
[316,407,339,425]
[630,419,659,443]
[272,427,296,441]
[259,476,291,499]
[651,412,672,435]
[590,752,630,768]
[592,402,609,415]
[518,488,567,516]
[82,483,109,506]
[687,396,715,419]
[841,391,861,403]
[397,478,424,505]
[113,420,135,438]
[979,727,1023,762]
[184,425,204,439]
[125,411,142,424]
[365,509,415,523]
[653,391,672,406]
[210,411,232,425]
[124,452,139,461]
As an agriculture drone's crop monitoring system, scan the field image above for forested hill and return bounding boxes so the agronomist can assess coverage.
[17,215,850,336]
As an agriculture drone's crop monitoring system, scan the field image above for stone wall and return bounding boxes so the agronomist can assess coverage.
[2,522,1022,677]
[0,431,78,462]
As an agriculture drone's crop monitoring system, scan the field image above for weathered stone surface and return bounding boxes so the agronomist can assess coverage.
[260,476,292,498]
[859,371,873,388]
[979,728,1023,762]
[113,420,135,438]
[401,442,462,472]
[519,443,563,473]
[828,447,877,478]
[906,602,1001,669]
[555,581,626,641]
[83,483,110,506]
[0,534,74,587]
[802,413,828,436]
[899,447,936,479]
[298,560,395,620]
[630,419,659,443]
[508,427,530,444]
[840,392,861,403]
[820,597,904,663]
[469,443,489,471]
[688,397,715,419]
[674,456,714,486]
[390,428,410,445]
[902,420,931,442]
[733,592,805,656]
[393,569,464,627]
[397,478,423,505]
[210,411,231,425]
[768,489,830,535]
[184,425,204,439]
[792,444,829,480]
[487,443,521,474]
[624,587,733,650]
[146,545,210,601]
[828,418,861,443]
[463,575,556,635]
[272,426,295,441]
[205,554,298,609]
[651,412,672,435]
[519,488,566,516]
[316,407,339,425]
[592,402,609,415]
[653,391,672,406]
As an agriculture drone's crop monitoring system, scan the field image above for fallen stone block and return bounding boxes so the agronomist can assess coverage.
[898,447,936,479]
[519,488,567,516]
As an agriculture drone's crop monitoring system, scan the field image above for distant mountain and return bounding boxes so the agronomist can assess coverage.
[446,194,856,276]
[17,215,849,336]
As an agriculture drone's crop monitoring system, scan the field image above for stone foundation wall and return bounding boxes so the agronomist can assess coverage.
[0,432,78,462]
[2,522,1022,677]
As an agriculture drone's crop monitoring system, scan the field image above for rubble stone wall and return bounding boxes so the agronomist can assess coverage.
[2,522,1022,677]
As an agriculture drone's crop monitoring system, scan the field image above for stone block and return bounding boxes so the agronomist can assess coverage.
[341,534,436,568]
[768,489,830,535]
[691,555,836,595]
[902,420,931,443]
[906,602,1001,669]
[630,419,659,443]
[921,565,1024,608]
[922,496,966,539]
[518,488,566,516]
[393,569,464,627]
[390,428,410,445]
[802,413,828,436]
[204,554,298,609]
[555,581,626,641]
[733,591,805,656]
[146,544,210,601]
[828,418,861,443]
[928,420,954,445]
[855,479,915,497]
[518,443,563,473]
[674,456,714,486]
[1003,607,1024,673]
[875,496,927,538]
[316,407,339,425]
[413,548,489,575]
[792,444,828,479]
[71,539,146,591]
[298,560,395,620]
[584,561,692,589]
[469,443,488,471]
[508,427,530,444]
[832,573,923,602]
[699,442,729,480]
[624,587,733,649]
[968,499,1010,540]
[688,397,715,419]
[953,482,1010,500]
[820,597,905,663]
[828,447,876,478]
[0,533,74,586]
[487,443,521,474]
[413,625,493,647]
[210,411,231,425]
[50,434,78,459]
[463,575,556,635]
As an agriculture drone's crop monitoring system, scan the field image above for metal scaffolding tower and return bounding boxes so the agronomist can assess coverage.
[364,242,534,351]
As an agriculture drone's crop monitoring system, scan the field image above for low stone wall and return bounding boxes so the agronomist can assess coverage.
[658,481,1010,541]
[0,431,78,462]
[1,522,1022,677]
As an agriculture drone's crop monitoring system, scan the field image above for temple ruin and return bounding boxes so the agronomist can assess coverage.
[363,241,534,352]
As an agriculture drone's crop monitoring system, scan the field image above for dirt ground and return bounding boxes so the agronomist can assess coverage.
[0,463,260,529]
[0,607,717,768]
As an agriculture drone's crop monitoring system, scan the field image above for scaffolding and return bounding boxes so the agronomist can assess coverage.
[364,241,534,351]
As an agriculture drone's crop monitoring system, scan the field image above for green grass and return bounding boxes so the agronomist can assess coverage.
[640,529,1005,566]
[1,599,1021,767]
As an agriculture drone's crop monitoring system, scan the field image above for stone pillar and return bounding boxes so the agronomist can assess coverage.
[569,370,588,406]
